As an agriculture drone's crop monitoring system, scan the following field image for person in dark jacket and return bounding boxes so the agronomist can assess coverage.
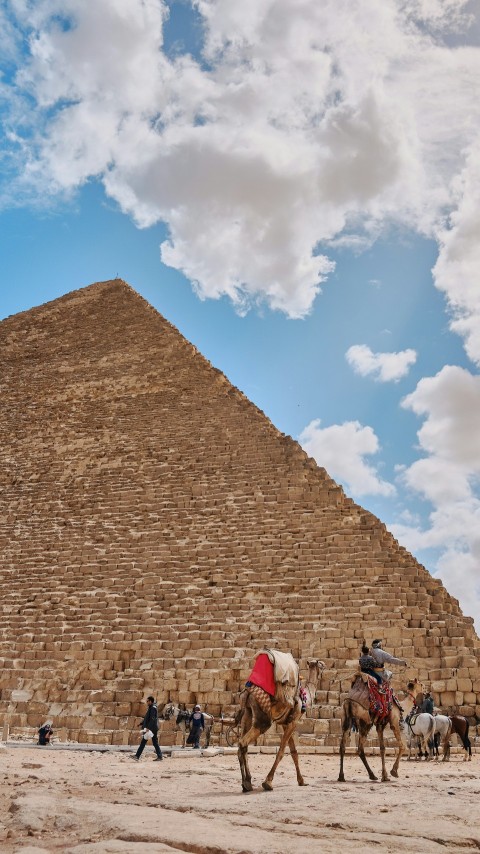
[187,704,205,748]
[359,643,382,685]
[420,691,434,714]
[38,721,53,745]
[133,696,163,761]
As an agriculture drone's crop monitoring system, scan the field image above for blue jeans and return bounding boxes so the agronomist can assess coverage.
[361,668,382,685]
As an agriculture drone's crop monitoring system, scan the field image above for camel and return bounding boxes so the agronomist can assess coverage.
[237,656,325,792]
[338,673,404,783]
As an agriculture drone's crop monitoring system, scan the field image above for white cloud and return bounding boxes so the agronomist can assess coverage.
[346,343,417,382]
[2,0,480,320]
[391,365,480,629]
[298,418,395,497]
[433,145,480,366]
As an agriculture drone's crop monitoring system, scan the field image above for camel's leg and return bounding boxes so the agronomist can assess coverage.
[262,720,297,791]
[338,703,351,783]
[237,706,254,792]
[238,722,262,793]
[358,724,378,781]
[389,718,404,778]
[377,724,389,782]
[287,733,305,786]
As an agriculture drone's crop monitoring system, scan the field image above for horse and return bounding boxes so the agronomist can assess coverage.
[439,714,472,761]
[161,702,214,748]
[401,693,436,760]
[428,714,451,759]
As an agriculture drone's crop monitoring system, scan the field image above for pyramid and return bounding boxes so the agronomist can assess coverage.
[1,279,479,746]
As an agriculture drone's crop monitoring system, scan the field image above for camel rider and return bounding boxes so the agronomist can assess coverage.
[359,643,382,685]
[370,639,407,682]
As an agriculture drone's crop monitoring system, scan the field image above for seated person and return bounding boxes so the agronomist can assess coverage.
[359,643,382,685]
[38,721,53,745]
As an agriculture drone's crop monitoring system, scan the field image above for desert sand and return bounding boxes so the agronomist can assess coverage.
[0,744,478,853]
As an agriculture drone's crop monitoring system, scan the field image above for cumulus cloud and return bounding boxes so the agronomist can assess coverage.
[433,146,480,366]
[391,365,480,628]
[346,344,417,382]
[298,418,395,497]
[2,0,480,321]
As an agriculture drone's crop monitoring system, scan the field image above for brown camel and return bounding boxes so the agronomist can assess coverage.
[237,657,325,792]
[338,674,404,783]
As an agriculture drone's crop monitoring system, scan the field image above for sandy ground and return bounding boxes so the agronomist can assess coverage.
[0,744,479,854]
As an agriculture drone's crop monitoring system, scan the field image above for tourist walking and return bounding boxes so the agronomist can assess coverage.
[133,696,163,761]
[187,704,205,748]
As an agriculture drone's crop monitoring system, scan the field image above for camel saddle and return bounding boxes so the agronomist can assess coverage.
[350,672,395,722]
[349,672,374,711]
[250,649,299,707]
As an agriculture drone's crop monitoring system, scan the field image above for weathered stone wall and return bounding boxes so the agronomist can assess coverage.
[0,279,479,745]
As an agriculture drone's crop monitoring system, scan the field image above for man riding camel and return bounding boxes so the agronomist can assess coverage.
[365,640,408,724]
[369,639,408,681]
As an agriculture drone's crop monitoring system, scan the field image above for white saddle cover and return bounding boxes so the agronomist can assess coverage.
[258,648,299,688]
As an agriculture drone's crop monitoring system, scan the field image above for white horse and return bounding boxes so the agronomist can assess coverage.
[161,703,214,748]
[401,692,436,760]
[428,714,450,759]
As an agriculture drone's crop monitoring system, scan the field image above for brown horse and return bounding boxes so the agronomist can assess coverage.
[442,715,472,761]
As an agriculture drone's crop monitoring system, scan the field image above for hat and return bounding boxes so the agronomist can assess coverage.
[194,704,201,710]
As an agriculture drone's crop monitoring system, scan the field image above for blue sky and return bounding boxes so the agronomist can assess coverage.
[1,0,480,630]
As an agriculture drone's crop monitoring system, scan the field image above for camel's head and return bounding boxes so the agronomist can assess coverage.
[400,677,425,708]
[306,658,326,682]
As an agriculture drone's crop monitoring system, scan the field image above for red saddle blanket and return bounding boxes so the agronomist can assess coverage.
[368,678,393,721]
[247,653,276,697]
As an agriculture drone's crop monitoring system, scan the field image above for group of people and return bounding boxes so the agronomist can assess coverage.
[132,696,206,761]
[359,638,436,715]
[37,697,207,760]
[359,638,408,684]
